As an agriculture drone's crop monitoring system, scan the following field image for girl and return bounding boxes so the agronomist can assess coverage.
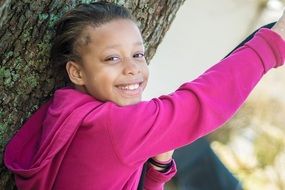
[4,1,285,190]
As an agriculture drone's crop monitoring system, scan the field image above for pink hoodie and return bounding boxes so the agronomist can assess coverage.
[4,29,285,190]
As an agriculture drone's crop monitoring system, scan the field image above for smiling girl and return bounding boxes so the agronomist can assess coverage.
[4,1,285,190]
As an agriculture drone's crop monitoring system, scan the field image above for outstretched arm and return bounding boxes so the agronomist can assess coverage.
[141,11,285,189]
[106,26,285,165]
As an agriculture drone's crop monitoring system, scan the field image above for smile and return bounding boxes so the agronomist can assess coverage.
[116,82,144,97]
[118,83,140,90]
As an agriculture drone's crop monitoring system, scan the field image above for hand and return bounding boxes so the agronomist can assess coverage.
[149,150,174,172]
[152,150,174,162]
[272,9,285,39]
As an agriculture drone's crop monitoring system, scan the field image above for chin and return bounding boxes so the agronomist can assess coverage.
[117,98,141,106]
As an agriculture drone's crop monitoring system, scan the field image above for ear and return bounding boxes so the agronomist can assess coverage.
[66,61,85,86]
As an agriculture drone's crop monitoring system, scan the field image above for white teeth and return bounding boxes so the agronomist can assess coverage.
[119,83,140,90]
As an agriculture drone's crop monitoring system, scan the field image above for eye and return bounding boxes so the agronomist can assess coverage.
[104,56,120,63]
[133,52,145,59]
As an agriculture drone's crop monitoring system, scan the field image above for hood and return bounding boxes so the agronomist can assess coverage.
[4,88,101,190]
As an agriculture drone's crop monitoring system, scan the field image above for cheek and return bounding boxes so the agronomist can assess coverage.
[95,69,119,88]
[143,65,149,80]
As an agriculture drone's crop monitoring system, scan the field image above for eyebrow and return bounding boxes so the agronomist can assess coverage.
[104,41,144,50]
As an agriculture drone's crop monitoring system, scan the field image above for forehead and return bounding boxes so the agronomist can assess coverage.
[83,19,143,50]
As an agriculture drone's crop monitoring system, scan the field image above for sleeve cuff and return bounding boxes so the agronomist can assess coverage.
[144,160,177,190]
[245,28,285,73]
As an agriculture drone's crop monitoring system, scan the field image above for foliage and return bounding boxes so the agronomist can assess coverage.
[210,94,285,190]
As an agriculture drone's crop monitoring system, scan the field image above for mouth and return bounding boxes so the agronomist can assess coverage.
[117,83,140,90]
[116,82,144,97]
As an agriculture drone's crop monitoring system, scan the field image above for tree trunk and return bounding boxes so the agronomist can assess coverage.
[0,0,185,189]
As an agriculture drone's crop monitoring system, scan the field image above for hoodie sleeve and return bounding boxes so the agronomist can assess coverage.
[144,160,177,190]
[104,28,285,166]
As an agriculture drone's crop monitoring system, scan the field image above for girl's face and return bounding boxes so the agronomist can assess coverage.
[70,19,149,106]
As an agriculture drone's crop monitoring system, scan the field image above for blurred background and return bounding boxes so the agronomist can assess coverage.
[143,0,285,189]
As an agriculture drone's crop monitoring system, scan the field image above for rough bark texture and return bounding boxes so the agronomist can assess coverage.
[0,0,185,189]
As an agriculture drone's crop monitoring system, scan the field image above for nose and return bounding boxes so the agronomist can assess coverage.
[122,58,141,75]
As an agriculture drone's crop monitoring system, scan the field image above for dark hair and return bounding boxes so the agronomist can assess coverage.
[50,1,134,82]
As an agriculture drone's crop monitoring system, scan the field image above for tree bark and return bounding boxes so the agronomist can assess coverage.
[0,0,185,189]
